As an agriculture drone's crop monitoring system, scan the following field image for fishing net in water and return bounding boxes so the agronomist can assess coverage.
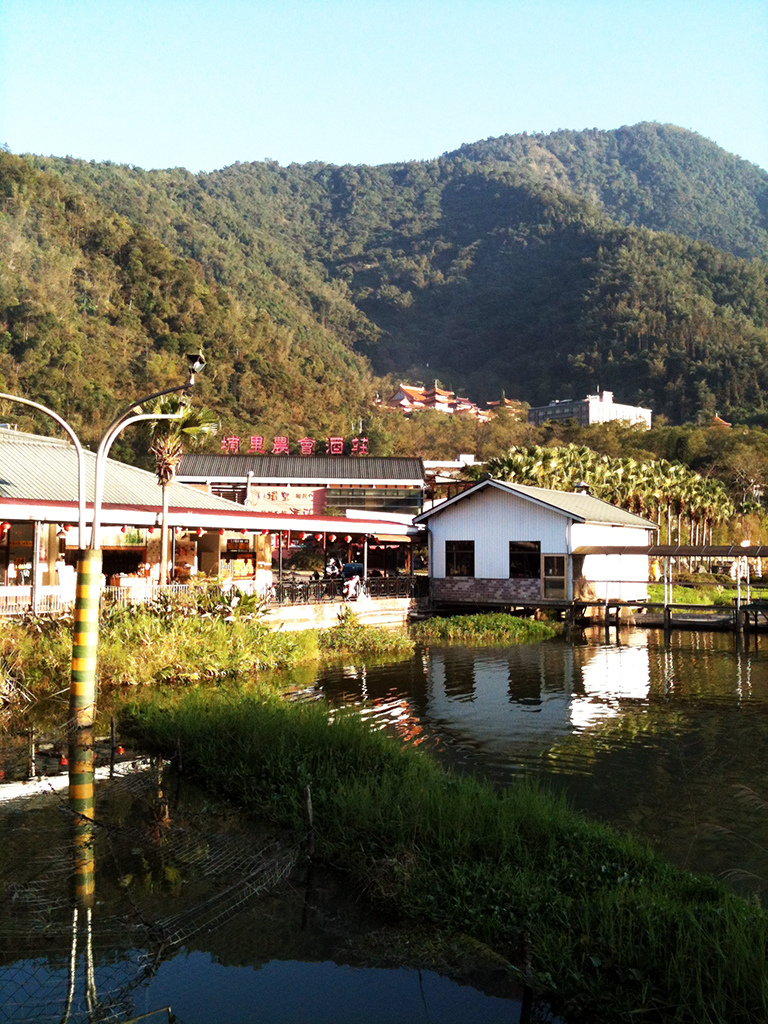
[0,753,307,1024]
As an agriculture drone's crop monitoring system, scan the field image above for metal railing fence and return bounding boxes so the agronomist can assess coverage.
[0,575,427,617]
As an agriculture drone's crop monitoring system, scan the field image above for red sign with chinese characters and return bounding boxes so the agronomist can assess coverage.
[219,435,369,455]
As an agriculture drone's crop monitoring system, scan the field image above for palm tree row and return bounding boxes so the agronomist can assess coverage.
[485,444,735,546]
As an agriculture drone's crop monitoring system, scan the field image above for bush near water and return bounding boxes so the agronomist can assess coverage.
[411,612,556,645]
[0,595,415,701]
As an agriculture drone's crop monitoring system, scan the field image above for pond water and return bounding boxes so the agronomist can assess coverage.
[3,624,763,1022]
[0,752,530,1024]
[305,628,768,897]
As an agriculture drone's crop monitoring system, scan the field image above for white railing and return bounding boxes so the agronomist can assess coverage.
[102,583,190,606]
[0,585,76,616]
[0,575,408,616]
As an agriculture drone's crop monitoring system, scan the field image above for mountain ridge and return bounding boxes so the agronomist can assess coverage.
[3,123,767,444]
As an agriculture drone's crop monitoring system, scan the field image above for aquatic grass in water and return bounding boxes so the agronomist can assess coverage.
[1,602,412,698]
[0,607,319,695]
[121,685,768,1023]
[410,612,556,645]
[318,609,415,658]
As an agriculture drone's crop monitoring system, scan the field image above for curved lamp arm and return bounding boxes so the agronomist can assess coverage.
[99,381,193,452]
[90,410,185,549]
[0,393,87,545]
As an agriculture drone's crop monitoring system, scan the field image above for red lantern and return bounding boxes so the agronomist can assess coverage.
[315,534,323,542]
[301,532,309,540]
[344,535,352,543]
[196,528,204,537]
[219,529,225,536]
[120,525,127,534]
[148,527,154,534]
[240,529,247,535]
[329,534,336,542]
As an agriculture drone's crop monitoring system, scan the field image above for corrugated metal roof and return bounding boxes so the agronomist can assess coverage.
[415,478,655,529]
[0,433,422,535]
[177,454,425,483]
[0,433,247,512]
[500,480,655,527]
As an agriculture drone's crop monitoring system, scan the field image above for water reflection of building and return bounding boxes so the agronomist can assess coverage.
[424,642,651,759]
[571,645,651,729]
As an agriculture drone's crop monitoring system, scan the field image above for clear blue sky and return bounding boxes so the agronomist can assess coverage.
[2,0,766,173]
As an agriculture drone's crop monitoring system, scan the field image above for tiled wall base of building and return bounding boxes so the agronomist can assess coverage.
[432,578,542,605]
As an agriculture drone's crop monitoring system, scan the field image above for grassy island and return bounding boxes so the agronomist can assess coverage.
[121,683,768,1024]
[411,612,556,645]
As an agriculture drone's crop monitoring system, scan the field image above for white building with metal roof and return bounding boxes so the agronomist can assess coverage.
[176,454,425,516]
[414,478,657,607]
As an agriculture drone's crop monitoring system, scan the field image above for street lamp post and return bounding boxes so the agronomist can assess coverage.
[1,353,205,731]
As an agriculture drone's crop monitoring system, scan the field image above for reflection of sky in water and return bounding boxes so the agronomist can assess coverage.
[143,953,522,1024]
[2,953,522,1024]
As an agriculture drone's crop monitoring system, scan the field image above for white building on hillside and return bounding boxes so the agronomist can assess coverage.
[528,391,652,429]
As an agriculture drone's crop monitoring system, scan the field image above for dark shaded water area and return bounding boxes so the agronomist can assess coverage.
[0,756,531,1023]
[303,628,768,897]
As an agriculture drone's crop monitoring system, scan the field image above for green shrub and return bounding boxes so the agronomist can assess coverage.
[411,612,556,645]
[318,608,415,657]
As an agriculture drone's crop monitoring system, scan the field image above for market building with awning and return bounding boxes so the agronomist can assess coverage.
[0,431,421,603]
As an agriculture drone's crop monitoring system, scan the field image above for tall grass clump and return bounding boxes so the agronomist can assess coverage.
[411,612,555,645]
[0,614,74,695]
[0,594,319,697]
[318,608,415,658]
[122,686,768,1024]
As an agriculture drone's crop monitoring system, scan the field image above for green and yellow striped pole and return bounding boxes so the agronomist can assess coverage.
[69,549,102,731]
[69,726,95,908]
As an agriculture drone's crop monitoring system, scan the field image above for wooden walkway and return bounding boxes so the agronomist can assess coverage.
[548,599,768,634]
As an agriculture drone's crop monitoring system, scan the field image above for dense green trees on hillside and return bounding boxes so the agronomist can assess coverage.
[4,123,768,468]
[0,151,374,456]
[450,123,768,260]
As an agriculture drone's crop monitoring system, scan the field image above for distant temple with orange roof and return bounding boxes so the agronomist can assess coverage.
[384,382,525,422]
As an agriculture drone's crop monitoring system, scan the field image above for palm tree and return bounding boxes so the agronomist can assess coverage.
[149,396,218,586]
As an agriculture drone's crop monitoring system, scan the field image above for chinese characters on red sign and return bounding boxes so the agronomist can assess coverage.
[219,435,369,455]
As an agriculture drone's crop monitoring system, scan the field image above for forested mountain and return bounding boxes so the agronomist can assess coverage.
[0,151,374,457]
[450,123,768,260]
[4,123,768,457]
